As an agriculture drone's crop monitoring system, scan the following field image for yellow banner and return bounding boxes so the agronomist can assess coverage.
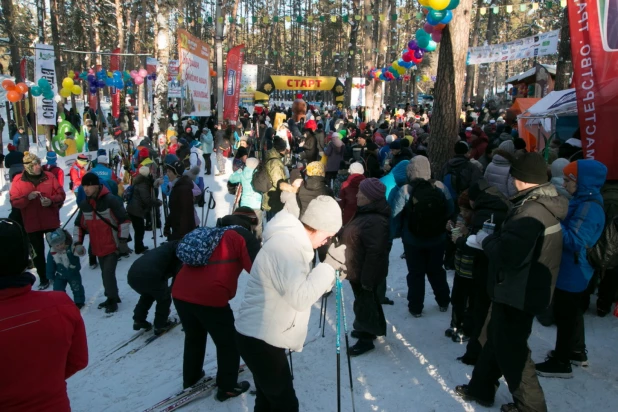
[271,76,337,91]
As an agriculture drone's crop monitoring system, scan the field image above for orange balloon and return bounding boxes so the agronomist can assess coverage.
[422,8,429,15]
[2,79,15,91]
[6,90,22,103]
[16,82,29,94]
[435,23,446,30]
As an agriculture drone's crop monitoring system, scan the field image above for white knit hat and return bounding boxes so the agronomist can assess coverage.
[348,162,364,175]
[246,157,259,169]
[139,165,150,177]
[385,135,394,144]
[300,196,343,234]
[97,155,109,164]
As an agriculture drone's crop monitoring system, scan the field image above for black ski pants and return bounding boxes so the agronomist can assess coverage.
[467,302,547,412]
[129,214,146,253]
[463,270,492,361]
[403,241,450,314]
[236,332,299,412]
[553,288,586,359]
[450,274,475,335]
[128,276,171,328]
[28,230,51,283]
[99,252,119,300]
[203,152,212,175]
[173,299,240,391]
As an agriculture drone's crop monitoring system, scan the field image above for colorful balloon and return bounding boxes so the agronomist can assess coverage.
[419,0,431,6]
[446,0,460,9]
[402,51,413,62]
[428,0,450,10]
[440,10,453,24]
[435,23,447,30]
[130,70,138,78]
[60,88,72,98]
[6,90,21,102]
[426,14,442,26]
[71,85,82,95]
[30,86,42,97]
[16,82,29,94]
[408,40,419,50]
[396,66,406,75]
[425,41,438,52]
[134,76,144,86]
[62,77,74,89]
[423,23,435,34]
[428,9,447,21]
[414,49,425,59]
[418,36,431,49]
[432,31,443,42]
[138,68,148,78]
[89,86,98,94]
[2,79,15,91]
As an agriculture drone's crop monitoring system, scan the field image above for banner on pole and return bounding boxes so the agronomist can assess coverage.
[177,29,211,116]
[167,60,182,99]
[223,45,244,121]
[568,0,618,179]
[110,48,121,119]
[146,57,157,74]
[240,64,258,93]
[34,44,57,126]
[350,78,366,108]
[467,30,560,65]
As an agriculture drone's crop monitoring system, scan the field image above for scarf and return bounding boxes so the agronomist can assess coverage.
[0,272,36,290]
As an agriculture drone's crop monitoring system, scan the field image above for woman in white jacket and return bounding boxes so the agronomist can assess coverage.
[235,196,347,411]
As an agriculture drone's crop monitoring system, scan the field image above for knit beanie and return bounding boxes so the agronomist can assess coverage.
[187,166,200,179]
[179,137,189,146]
[46,151,57,166]
[374,135,385,147]
[7,143,15,151]
[509,152,548,185]
[81,172,100,186]
[23,152,41,174]
[273,137,287,152]
[349,162,364,175]
[498,140,515,154]
[563,161,578,182]
[97,155,109,164]
[0,218,31,276]
[366,141,378,152]
[166,160,185,176]
[138,147,150,159]
[385,135,394,144]
[359,178,386,202]
[458,189,471,209]
[300,196,343,234]
[235,147,248,159]
[306,161,325,177]
[390,140,401,150]
[454,141,469,155]
[246,157,259,170]
[164,154,179,165]
[139,165,150,177]
[406,155,431,181]
[304,120,318,132]
[550,158,569,179]
[46,228,67,247]
[468,178,491,201]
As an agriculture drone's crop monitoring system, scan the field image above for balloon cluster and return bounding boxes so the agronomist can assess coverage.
[76,67,156,96]
[367,0,459,82]
[30,78,55,99]
[2,80,30,102]
[59,74,83,98]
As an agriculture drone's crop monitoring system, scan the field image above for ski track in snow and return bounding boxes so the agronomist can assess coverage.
[3,135,618,411]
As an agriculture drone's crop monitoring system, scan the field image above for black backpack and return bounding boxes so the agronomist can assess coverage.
[252,158,275,193]
[406,180,448,238]
[588,215,618,270]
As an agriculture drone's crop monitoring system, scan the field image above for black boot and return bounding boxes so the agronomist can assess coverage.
[98,297,122,310]
[105,300,119,314]
[133,320,152,331]
[154,319,177,336]
[454,384,494,407]
[215,381,250,402]
[348,339,375,357]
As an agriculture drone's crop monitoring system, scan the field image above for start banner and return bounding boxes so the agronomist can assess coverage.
[568,0,618,179]
[271,76,337,91]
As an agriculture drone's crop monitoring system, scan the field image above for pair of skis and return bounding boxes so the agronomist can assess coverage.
[142,365,247,412]
[112,320,180,363]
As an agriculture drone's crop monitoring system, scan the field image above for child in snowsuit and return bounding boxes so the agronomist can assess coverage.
[45,229,86,309]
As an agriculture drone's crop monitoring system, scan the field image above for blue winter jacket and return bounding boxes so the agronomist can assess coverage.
[90,164,115,183]
[381,160,410,204]
[228,166,263,210]
[46,249,82,281]
[556,160,607,293]
[378,145,391,167]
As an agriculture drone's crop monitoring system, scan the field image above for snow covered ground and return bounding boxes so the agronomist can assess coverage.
[3,135,618,412]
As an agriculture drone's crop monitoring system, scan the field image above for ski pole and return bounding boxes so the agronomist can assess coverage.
[62,208,79,230]
[319,294,325,328]
[322,293,328,338]
[340,276,356,412]
[289,350,294,380]
[335,273,342,412]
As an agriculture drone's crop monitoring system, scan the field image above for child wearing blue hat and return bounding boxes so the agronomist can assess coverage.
[45,228,86,309]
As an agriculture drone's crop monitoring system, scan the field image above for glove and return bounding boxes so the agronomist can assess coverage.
[476,230,489,246]
[40,197,52,207]
[73,244,86,257]
[324,243,347,273]
[118,238,131,255]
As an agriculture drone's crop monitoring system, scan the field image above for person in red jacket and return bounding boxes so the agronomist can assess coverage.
[70,153,89,193]
[42,151,64,187]
[0,218,88,412]
[338,162,366,225]
[73,173,131,313]
[469,127,489,160]
[9,152,66,290]
[172,220,260,400]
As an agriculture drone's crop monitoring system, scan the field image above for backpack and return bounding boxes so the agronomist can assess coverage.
[252,158,276,193]
[123,185,134,203]
[191,151,202,168]
[405,180,448,238]
[176,226,237,266]
[588,215,618,270]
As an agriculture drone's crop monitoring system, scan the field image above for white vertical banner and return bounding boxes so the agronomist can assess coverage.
[34,44,57,125]
[351,77,366,108]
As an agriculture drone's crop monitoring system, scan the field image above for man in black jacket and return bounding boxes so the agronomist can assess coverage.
[456,152,568,412]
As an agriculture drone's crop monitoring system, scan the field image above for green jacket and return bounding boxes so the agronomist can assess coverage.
[262,148,287,212]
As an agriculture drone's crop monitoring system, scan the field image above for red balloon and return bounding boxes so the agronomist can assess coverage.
[435,23,447,30]
[411,55,423,64]
[402,51,413,62]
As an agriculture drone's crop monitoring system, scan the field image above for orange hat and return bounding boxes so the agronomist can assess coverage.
[563,161,578,182]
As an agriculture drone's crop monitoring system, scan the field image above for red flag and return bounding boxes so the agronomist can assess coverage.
[110,48,121,119]
[568,0,618,179]
[223,45,245,122]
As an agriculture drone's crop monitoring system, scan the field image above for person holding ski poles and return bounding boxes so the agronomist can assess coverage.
[235,196,347,410]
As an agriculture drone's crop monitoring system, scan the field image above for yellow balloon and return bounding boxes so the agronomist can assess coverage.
[68,70,75,77]
[396,66,406,75]
[62,77,74,89]
[419,0,431,6]
[392,62,402,70]
[428,0,450,10]
[60,87,72,98]
[107,71,113,78]
[71,85,82,95]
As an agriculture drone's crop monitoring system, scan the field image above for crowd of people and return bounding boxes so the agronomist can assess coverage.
[1,95,617,412]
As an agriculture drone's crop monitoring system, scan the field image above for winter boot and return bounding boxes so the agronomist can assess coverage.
[456,353,477,366]
[154,319,177,336]
[135,246,150,255]
[215,381,251,402]
[546,349,588,367]
[183,370,206,389]
[133,320,152,331]
[535,356,573,378]
[439,305,449,312]
[501,403,520,412]
[76,303,85,309]
[454,384,494,407]
[380,297,395,305]
[444,327,456,338]
[105,300,119,314]
[452,331,470,343]
[348,339,375,357]
[98,297,122,309]
[37,280,50,290]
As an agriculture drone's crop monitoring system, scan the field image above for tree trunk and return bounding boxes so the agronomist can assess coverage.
[475,5,498,107]
[116,0,125,53]
[1,0,22,83]
[36,0,46,43]
[363,0,376,120]
[464,0,483,103]
[554,8,572,91]
[373,0,390,117]
[428,0,474,179]
[153,0,171,135]
[228,0,241,46]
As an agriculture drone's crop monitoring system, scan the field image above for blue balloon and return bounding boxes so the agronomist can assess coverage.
[43,91,54,99]
[400,61,414,69]
[113,70,122,79]
[418,37,430,49]
[96,80,105,88]
[89,86,98,94]
[415,29,430,40]
[428,9,447,21]
[446,0,460,10]
[105,78,114,87]
[427,14,442,26]
[440,10,453,24]
[378,73,386,81]
[115,80,124,89]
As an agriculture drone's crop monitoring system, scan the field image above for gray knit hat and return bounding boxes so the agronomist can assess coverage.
[498,140,515,154]
[300,196,342,234]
